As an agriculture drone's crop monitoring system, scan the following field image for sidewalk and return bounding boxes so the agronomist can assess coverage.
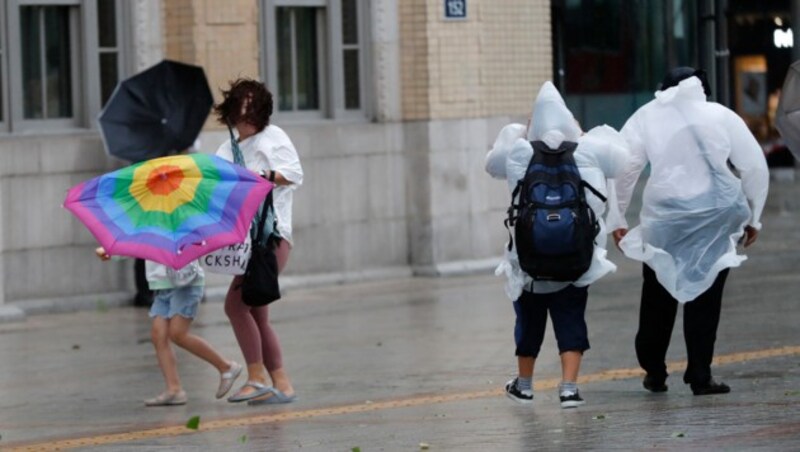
[1,183,799,450]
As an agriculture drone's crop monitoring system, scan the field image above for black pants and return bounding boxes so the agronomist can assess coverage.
[133,258,154,307]
[514,285,590,358]
[635,265,729,386]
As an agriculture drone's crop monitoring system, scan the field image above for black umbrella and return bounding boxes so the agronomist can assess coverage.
[98,60,214,162]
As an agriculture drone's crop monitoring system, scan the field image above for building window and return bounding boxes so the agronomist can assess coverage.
[20,5,74,119]
[97,0,122,106]
[0,0,127,133]
[276,7,322,111]
[341,0,360,110]
[0,6,7,128]
[262,0,366,120]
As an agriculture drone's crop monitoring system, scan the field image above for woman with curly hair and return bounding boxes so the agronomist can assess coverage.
[213,78,303,405]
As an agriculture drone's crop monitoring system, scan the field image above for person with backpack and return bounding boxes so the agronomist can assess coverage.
[608,67,769,395]
[486,81,628,408]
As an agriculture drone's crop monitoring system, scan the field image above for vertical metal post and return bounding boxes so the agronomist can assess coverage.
[551,0,566,92]
[793,0,800,63]
[697,0,717,99]
[715,0,730,106]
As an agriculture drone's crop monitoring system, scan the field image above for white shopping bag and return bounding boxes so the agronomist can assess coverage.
[201,235,252,275]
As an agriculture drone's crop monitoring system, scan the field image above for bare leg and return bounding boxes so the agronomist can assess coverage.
[151,317,181,393]
[252,240,294,401]
[518,356,535,379]
[168,315,232,372]
[246,363,269,385]
[560,351,582,382]
[267,368,294,397]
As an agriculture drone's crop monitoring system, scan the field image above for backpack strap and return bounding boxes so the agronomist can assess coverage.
[581,180,607,203]
[504,180,523,251]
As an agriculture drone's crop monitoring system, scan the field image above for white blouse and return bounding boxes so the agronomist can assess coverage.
[216,125,304,244]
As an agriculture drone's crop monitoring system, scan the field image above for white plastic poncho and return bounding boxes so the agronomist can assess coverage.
[486,81,629,300]
[608,76,770,303]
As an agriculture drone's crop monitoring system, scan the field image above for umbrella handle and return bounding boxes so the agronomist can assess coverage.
[177,240,208,254]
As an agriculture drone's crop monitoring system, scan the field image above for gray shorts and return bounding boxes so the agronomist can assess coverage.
[149,285,203,319]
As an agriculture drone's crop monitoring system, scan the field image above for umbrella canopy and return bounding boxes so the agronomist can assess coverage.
[776,60,800,160]
[98,60,214,162]
[64,154,272,269]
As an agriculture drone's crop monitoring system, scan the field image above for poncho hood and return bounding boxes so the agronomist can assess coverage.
[654,76,707,104]
[528,81,582,146]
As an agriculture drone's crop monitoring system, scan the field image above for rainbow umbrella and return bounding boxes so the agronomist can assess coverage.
[64,154,272,269]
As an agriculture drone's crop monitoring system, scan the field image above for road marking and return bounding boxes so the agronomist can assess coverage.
[9,345,800,451]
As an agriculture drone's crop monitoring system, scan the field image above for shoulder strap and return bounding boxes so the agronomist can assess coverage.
[251,191,273,245]
[227,125,245,166]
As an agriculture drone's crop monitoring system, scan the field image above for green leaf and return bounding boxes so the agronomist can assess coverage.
[785,390,800,396]
[239,435,248,444]
[351,448,361,452]
[185,416,200,430]
[592,414,606,420]
[671,432,685,438]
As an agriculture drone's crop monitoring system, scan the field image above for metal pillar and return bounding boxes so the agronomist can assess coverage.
[698,0,717,99]
[794,0,800,63]
[715,0,730,107]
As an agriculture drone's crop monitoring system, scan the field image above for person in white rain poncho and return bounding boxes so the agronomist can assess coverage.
[609,67,769,396]
[486,82,628,408]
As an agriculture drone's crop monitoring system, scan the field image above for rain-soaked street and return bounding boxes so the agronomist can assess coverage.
[1,205,799,451]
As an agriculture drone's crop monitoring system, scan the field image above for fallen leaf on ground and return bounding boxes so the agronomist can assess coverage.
[420,442,430,449]
[185,416,200,430]
[671,432,685,438]
[239,435,247,443]
[592,415,606,420]
[351,448,361,452]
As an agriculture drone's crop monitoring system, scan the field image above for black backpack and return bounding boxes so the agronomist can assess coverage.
[505,140,605,281]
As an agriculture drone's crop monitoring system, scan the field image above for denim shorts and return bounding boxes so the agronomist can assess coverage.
[149,285,204,319]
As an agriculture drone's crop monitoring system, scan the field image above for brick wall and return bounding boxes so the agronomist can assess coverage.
[400,0,552,121]
[162,0,261,129]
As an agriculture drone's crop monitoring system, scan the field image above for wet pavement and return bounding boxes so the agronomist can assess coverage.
[1,210,799,451]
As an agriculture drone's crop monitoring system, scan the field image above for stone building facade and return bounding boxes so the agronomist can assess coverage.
[0,0,551,313]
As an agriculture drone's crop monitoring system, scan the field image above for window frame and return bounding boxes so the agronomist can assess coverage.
[261,0,369,122]
[0,5,8,132]
[0,0,129,134]
[7,0,84,131]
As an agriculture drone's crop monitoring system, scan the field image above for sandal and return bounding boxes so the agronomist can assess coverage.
[216,361,243,399]
[247,387,296,405]
[227,381,270,403]
[145,390,187,407]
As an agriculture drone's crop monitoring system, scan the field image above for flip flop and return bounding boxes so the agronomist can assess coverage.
[227,381,270,403]
[247,387,296,405]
